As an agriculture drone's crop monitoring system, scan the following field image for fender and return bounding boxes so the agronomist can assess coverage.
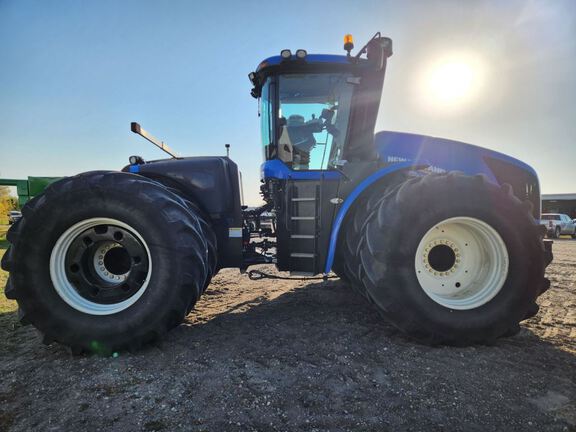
[324,161,416,274]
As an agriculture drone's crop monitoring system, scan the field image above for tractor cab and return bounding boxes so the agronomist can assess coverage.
[247,34,393,274]
[250,34,393,171]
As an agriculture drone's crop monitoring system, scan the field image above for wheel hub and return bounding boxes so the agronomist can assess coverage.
[423,240,459,275]
[93,242,131,282]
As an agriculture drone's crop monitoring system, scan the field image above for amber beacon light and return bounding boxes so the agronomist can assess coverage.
[344,34,354,55]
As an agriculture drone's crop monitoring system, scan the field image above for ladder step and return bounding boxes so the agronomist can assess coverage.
[291,234,315,239]
[291,216,315,220]
[290,253,315,258]
[291,197,316,202]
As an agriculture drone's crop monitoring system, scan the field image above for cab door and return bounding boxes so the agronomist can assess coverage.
[270,74,356,274]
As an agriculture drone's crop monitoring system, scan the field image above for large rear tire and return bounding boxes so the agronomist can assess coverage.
[355,172,550,345]
[1,171,214,353]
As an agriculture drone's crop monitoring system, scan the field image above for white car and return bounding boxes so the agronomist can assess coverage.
[540,213,576,238]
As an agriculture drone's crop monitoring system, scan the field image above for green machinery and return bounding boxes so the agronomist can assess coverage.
[0,177,61,207]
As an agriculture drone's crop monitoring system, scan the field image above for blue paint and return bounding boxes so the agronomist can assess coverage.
[261,159,341,181]
[374,131,537,180]
[129,165,140,173]
[323,161,415,273]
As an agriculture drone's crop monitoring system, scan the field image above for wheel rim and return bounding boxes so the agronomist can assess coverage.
[414,217,509,310]
[50,218,152,315]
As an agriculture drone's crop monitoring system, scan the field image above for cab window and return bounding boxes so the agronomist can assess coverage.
[277,73,354,170]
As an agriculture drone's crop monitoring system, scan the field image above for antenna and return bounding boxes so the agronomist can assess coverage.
[130,122,180,159]
[225,144,230,158]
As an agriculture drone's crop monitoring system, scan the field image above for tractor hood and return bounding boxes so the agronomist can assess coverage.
[375,131,540,217]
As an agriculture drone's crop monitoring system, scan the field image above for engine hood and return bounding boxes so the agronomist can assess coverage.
[374,131,537,181]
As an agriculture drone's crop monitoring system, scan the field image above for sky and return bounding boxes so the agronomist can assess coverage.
[0,0,574,205]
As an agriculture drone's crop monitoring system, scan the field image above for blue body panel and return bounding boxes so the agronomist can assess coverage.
[261,159,341,181]
[373,131,537,180]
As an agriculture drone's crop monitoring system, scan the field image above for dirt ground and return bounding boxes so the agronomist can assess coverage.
[0,233,575,432]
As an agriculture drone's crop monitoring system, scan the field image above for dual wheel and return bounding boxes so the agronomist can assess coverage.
[1,172,217,353]
[334,172,551,345]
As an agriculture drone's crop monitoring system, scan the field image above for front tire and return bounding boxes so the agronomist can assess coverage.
[1,171,213,353]
[355,173,550,345]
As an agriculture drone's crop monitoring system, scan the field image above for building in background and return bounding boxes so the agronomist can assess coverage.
[542,194,576,218]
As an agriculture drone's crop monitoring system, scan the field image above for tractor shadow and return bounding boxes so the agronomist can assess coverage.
[168,276,576,370]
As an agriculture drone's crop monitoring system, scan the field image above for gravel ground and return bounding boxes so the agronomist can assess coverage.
[0,237,575,431]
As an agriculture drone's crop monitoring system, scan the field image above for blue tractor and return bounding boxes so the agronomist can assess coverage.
[2,33,552,352]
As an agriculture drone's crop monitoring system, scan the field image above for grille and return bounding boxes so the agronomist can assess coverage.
[483,156,540,219]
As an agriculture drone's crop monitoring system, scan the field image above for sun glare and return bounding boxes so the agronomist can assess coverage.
[419,54,486,113]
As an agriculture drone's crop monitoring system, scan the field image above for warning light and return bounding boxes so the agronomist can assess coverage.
[344,34,354,55]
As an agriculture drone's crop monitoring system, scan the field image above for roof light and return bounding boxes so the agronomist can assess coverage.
[129,155,144,165]
[344,34,354,55]
[295,49,307,59]
[280,49,292,59]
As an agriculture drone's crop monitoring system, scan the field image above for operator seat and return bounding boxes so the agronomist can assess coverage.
[277,117,294,164]
[287,114,316,168]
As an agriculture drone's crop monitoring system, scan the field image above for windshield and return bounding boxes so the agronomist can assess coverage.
[260,73,355,170]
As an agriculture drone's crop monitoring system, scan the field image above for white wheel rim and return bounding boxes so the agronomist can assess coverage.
[50,218,152,315]
[414,217,509,310]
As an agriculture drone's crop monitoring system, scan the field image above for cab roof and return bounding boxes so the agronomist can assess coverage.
[256,54,359,72]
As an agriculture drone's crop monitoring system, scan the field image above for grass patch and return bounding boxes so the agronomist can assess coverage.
[0,225,9,251]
